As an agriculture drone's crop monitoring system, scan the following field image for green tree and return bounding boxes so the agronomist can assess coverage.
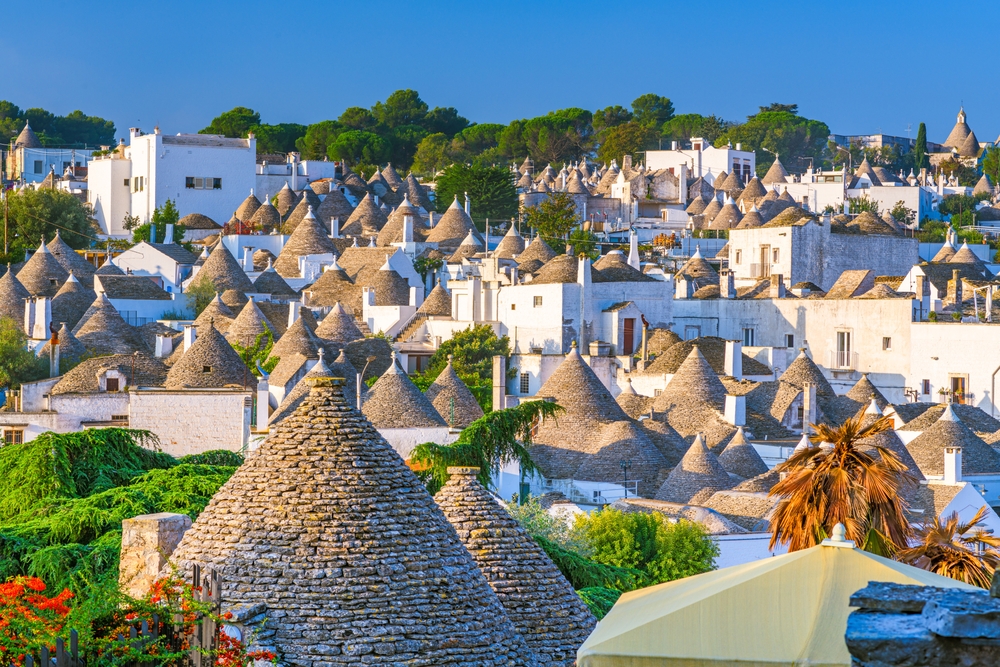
[938,157,979,187]
[132,199,184,244]
[420,324,510,385]
[3,188,98,261]
[0,317,46,389]
[327,130,391,172]
[593,105,633,133]
[51,110,116,147]
[422,106,469,136]
[338,106,378,131]
[571,508,718,584]
[453,124,505,163]
[758,102,799,114]
[231,330,279,378]
[185,280,218,317]
[523,191,580,243]
[597,121,657,164]
[434,164,517,223]
[631,94,675,128]
[387,123,429,169]
[890,201,915,228]
[253,123,307,154]
[410,400,562,494]
[914,122,929,171]
[200,106,261,138]
[981,146,1000,187]
[720,108,830,178]
[372,89,428,129]
[295,120,343,159]
[412,133,452,175]
[569,228,600,259]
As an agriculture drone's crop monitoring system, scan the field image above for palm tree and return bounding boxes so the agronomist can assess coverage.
[896,506,1000,588]
[769,415,915,555]
[410,400,562,494]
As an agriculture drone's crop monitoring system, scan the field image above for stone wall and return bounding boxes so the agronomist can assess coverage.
[120,512,191,598]
[129,389,251,456]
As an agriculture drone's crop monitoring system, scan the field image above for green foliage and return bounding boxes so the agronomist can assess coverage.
[631,94,675,128]
[328,130,391,172]
[505,495,573,546]
[200,106,260,138]
[597,121,657,165]
[847,194,881,214]
[131,199,184,245]
[413,255,443,280]
[2,188,99,261]
[571,507,718,584]
[593,106,633,133]
[577,587,622,620]
[532,534,649,592]
[434,164,517,223]
[253,122,307,154]
[412,132,452,175]
[420,324,510,385]
[938,157,979,187]
[200,107,305,156]
[296,120,342,160]
[890,201,915,228]
[0,101,115,147]
[230,329,278,377]
[569,228,600,259]
[423,106,470,137]
[523,191,580,243]
[0,428,171,521]
[914,122,929,171]
[373,89,429,129]
[178,450,245,466]
[982,147,1000,187]
[185,279,218,317]
[410,400,562,494]
[661,114,731,145]
[0,316,47,389]
[719,108,830,178]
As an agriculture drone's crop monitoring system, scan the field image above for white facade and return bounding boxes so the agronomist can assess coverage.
[7,146,89,184]
[88,128,257,236]
[112,242,196,293]
[255,156,341,199]
[645,141,756,185]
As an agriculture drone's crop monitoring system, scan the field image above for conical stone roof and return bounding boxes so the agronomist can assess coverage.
[435,467,595,665]
[234,191,261,221]
[973,174,994,197]
[95,259,125,276]
[718,170,744,194]
[537,343,628,423]
[574,420,671,497]
[227,300,275,343]
[677,247,718,281]
[517,235,557,266]
[761,158,789,185]
[931,238,956,263]
[18,239,68,296]
[248,197,280,231]
[417,281,452,316]
[655,434,734,503]
[251,264,297,296]
[315,187,355,230]
[363,354,447,428]
[736,205,765,229]
[381,163,404,190]
[303,258,357,311]
[192,243,255,293]
[712,171,728,190]
[709,197,742,230]
[51,272,96,329]
[905,404,1000,476]
[943,108,972,150]
[403,172,434,211]
[167,378,536,666]
[448,231,483,263]
[74,294,149,355]
[779,349,835,397]
[700,195,723,222]
[166,320,251,389]
[653,345,729,410]
[274,207,339,278]
[191,293,236,335]
[949,241,985,269]
[314,302,363,344]
[268,351,333,427]
[425,357,484,428]
[0,266,30,327]
[717,427,769,479]
[220,288,248,312]
[267,316,326,363]
[281,193,315,234]
[47,232,95,287]
[377,195,427,246]
[846,374,889,411]
[427,196,482,250]
[370,263,410,306]
[494,226,526,259]
[341,193,388,238]
[14,122,42,149]
[273,183,299,217]
[38,322,85,364]
[738,176,768,203]
[857,401,923,480]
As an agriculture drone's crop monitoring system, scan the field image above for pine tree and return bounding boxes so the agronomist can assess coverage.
[914,122,929,171]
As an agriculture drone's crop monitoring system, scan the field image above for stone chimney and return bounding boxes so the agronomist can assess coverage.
[948,269,963,305]
[288,300,301,328]
[119,513,191,598]
[944,446,963,485]
[242,246,254,271]
[403,215,414,244]
[720,269,736,299]
[492,355,507,411]
[769,274,786,299]
[155,333,174,358]
[724,340,743,380]
[330,217,340,238]
[164,223,174,244]
[257,376,270,430]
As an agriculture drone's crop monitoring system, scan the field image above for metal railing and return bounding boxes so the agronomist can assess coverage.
[535,477,639,506]
[828,350,859,371]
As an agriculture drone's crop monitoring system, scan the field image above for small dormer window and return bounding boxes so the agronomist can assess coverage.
[50,279,57,286]
[202,366,212,373]
[106,378,120,392]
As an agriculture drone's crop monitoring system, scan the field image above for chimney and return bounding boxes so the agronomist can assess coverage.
[49,326,60,378]
[164,223,174,244]
[671,141,679,150]
[720,269,736,299]
[149,225,156,244]
[428,211,435,228]
[724,340,743,380]
[119,513,191,599]
[288,300,301,328]
[724,395,746,426]
[492,355,507,411]
[256,376,270,430]
[802,380,817,433]
[242,246,254,271]
[464,192,470,215]
[155,333,174,358]
[944,446,963,484]
[330,217,340,238]
[403,215,414,244]
[183,324,196,351]
[29,297,51,340]
[627,228,640,269]
[769,274,786,299]
[948,269,963,306]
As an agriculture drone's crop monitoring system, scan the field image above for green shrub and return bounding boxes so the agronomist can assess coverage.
[532,534,649,592]
[577,586,622,620]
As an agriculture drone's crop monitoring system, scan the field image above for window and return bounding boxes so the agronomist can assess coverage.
[185,177,195,189]
[105,378,120,392]
[511,304,516,310]
[519,372,530,395]
[123,178,130,187]
[33,160,43,174]
[111,414,128,422]
[654,389,662,397]
[202,365,212,373]
[684,325,701,340]
[735,250,742,264]
[836,330,852,368]
[3,430,23,445]
[922,379,931,395]
[772,248,780,263]
[185,177,221,190]
[533,296,543,307]
[785,334,794,348]
[213,178,223,189]
[950,375,968,404]
[742,327,755,346]
[882,337,892,351]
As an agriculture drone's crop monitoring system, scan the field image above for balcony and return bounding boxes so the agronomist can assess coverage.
[828,350,859,372]
[750,263,772,278]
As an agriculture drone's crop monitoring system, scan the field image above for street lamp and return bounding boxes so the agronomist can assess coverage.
[357,355,378,409]
[620,459,632,498]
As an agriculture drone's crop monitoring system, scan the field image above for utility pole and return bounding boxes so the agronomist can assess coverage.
[3,191,7,256]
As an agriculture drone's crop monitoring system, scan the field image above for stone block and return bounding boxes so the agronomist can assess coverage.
[119,512,191,598]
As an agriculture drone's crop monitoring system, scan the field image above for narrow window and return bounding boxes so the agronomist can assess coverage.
[105,378,120,392]
[742,327,755,346]
[123,178,130,187]
[735,250,742,264]
[111,414,128,422]
[785,334,794,348]
[185,177,195,189]
[882,337,892,351]
[33,161,43,174]
[511,303,516,310]
[772,248,780,263]
[519,372,530,395]
[533,296,542,307]
[213,178,223,189]
[922,379,931,395]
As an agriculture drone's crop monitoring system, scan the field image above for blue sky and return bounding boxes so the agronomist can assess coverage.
[3,0,998,145]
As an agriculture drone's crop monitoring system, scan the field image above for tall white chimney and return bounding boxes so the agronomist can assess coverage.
[256,377,270,431]
[164,223,174,244]
[288,300,301,328]
[464,192,470,215]
[724,340,743,380]
[155,333,174,358]
[183,324,196,351]
[944,446,962,484]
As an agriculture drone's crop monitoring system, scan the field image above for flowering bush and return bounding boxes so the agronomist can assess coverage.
[0,577,74,665]
[0,574,275,667]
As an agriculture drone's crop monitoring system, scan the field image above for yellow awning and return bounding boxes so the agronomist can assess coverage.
[578,539,975,667]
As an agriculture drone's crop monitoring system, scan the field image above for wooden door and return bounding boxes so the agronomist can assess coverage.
[623,318,635,355]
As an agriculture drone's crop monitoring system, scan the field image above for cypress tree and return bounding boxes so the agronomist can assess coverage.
[914,122,928,170]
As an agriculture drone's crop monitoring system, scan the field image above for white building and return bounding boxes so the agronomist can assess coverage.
[646,140,756,186]
[88,128,257,236]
